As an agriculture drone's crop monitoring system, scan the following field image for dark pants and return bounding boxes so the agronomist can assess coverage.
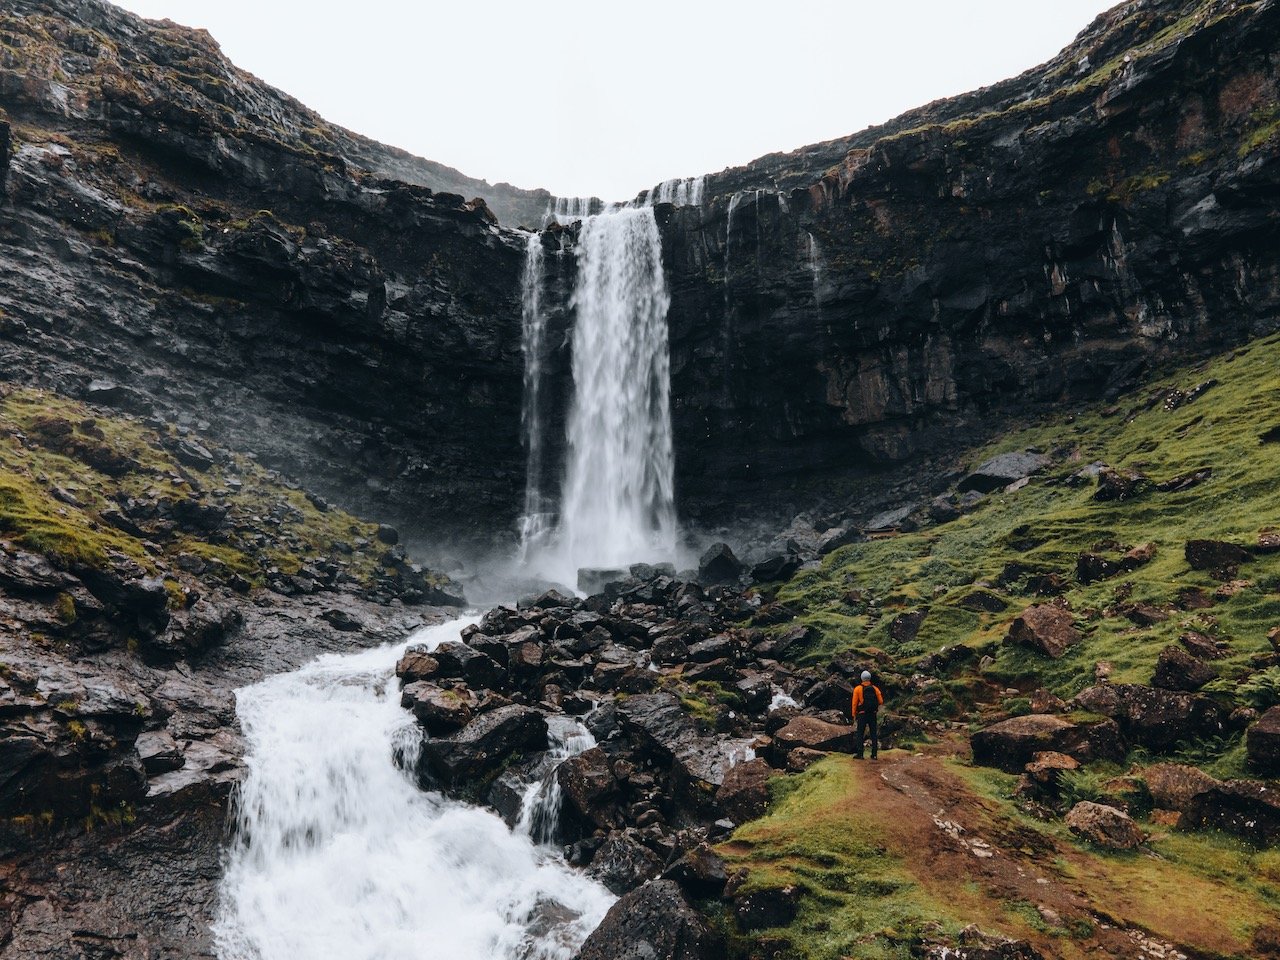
[854,712,878,758]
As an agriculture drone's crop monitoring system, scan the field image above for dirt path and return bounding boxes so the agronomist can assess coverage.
[850,744,1263,959]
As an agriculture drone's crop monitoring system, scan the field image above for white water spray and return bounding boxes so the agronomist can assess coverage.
[516,716,597,846]
[214,619,613,960]
[519,233,554,561]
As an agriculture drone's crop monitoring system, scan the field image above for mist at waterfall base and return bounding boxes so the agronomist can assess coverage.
[516,201,686,592]
[214,618,613,960]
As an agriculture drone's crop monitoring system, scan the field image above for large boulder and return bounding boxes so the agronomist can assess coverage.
[1185,539,1251,579]
[1142,763,1220,811]
[557,746,620,831]
[970,714,1123,772]
[1182,779,1280,844]
[697,543,742,584]
[958,451,1051,493]
[573,879,722,960]
[1247,706,1280,774]
[1152,645,1217,692]
[418,705,547,784]
[1005,605,1080,659]
[771,717,854,762]
[587,831,665,896]
[430,641,505,690]
[1074,684,1226,752]
[1065,801,1145,849]
[400,682,475,735]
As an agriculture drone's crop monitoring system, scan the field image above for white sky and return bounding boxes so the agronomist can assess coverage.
[110,1,1111,201]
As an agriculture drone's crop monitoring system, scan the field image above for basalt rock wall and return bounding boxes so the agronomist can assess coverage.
[656,0,1280,524]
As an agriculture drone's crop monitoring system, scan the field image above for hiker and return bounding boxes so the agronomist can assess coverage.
[851,670,884,760]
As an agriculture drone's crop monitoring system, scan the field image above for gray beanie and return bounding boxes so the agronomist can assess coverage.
[861,670,872,681]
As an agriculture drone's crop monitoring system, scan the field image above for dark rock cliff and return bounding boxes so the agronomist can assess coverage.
[0,0,537,549]
[2,0,1279,550]
[655,0,1280,525]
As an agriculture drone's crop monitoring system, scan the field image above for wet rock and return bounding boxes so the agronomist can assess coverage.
[573,878,721,959]
[1005,604,1080,659]
[1247,706,1280,775]
[1141,763,1219,811]
[1152,645,1217,692]
[1182,779,1280,844]
[557,747,619,831]
[374,524,399,545]
[135,730,184,775]
[697,542,742,584]
[715,757,772,824]
[1066,800,1145,849]
[958,451,1050,493]
[1185,539,1251,579]
[578,567,629,596]
[430,641,505,689]
[401,682,475,735]
[395,647,440,683]
[662,843,728,899]
[419,705,547,784]
[586,832,665,896]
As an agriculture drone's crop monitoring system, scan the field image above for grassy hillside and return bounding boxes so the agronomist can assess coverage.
[718,332,1280,959]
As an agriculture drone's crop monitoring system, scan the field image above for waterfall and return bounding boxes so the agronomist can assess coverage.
[214,618,613,960]
[515,716,597,846]
[518,232,553,561]
[641,176,705,208]
[555,206,676,581]
[545,197,595,225]
[519,206,677,587]
[806,231,825,305]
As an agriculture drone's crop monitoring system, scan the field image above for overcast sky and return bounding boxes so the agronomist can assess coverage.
[111,1,1111,201]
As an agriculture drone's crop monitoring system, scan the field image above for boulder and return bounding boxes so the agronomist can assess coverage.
[662,844,729,899]
[958,451,1050,493]
[697,543,742,584]
[749,554,801,583]
[1065,801,1145,849]
[1152,645,1217,692]
[1182,779,1280,844]
[401,682,474,735]
[865,504,917,532]
[1185,539,1251,578]
[1074,683,1226,752]
[715,757,772,824]
[970,714,1123,772]
[1023,751,1079,788]
[419,705,547,784]
[573,879,722,960]
[920,925,1047,959]
[395,647,441,683]
[1247,706,1280,774]
[771,717,854,760]
[1141,763,1220,811]
[556,747,619,830]
[430,641,505,690]
[586,833,665,895]
[1005,605,1080,659]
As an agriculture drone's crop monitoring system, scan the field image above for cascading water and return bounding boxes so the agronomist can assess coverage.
[806,231,825,305]
[515,716,597,846]
[519,206,677,587]
[518,232,553,562]
[214,618,613,960]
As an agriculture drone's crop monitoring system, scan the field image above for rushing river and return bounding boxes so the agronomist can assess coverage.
[213,617,614,960]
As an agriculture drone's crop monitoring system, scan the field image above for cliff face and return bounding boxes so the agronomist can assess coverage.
[0,0,536,548]
[657,0,1280,524]
[2,0,1279,552]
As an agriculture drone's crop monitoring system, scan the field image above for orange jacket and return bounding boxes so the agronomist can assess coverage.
[851,681,883,716]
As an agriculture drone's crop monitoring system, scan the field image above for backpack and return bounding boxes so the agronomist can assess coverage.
[857,683,881,716]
